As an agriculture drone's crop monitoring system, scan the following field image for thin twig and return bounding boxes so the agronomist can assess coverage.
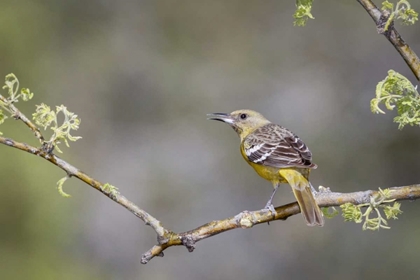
[0,136,173,242]
[0,95,45,143]
[0,93,172,239]
[357,0,420,80]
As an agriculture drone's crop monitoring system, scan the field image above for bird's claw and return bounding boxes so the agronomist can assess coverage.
[265,203,277,218]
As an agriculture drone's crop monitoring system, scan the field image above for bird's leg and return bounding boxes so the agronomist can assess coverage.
[264,184,279,217]
[309,182,317,193]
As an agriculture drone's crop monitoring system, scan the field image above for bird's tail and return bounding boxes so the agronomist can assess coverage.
[279,169,324,227]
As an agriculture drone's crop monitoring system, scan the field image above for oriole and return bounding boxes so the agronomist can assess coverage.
[208,109,324,226]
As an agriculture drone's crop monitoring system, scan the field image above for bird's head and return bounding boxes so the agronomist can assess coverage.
[207,109,270,139]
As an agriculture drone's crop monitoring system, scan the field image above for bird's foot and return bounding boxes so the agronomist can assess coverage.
[264,203,277,218]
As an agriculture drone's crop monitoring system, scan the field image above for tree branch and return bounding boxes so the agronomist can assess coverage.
[0,135,174,244]
[0,88,177,242]
[357,0,420,80]
[0,95,45,143]
[140,184,420,263]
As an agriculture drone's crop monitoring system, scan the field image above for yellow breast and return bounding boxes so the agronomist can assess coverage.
[240,145,285,184]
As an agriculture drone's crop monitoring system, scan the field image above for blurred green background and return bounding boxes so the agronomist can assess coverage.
[1,1,420,279]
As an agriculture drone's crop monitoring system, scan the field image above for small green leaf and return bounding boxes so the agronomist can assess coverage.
[33,103,56,130]
[57,176,71,198]
[3,73,19,101]
[396,1,418,25]
[371,70,419,129]
[2,73,36,103]
[0,109,7,125]
[341,203,363,223]
[0,108,6,135]
[54,142,63,154]
[363,217,386,231]
[51,105,82,150]
[293,0,314,27]
[378,188,392,199]
[382,0,418,27]
[370,97,385,114]
[322,207,339,219]
[381,0,394,12]
[383,202,403,219]
[341,188,403,230]
[20,88,34,101]
[101,183,119,198]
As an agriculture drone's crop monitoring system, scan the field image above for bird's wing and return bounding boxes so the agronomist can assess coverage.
[243,124,316,169]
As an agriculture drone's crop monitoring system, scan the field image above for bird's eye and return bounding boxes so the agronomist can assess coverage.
[240,113,247,120]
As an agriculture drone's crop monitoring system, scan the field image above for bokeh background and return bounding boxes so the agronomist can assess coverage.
[1,1,420,279]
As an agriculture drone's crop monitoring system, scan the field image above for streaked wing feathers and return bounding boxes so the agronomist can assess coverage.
[244,123,316,168]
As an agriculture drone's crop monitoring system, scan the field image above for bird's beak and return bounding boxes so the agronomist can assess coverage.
[207,113,234,125]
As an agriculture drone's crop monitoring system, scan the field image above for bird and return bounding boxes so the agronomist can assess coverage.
[207,109,324,226]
